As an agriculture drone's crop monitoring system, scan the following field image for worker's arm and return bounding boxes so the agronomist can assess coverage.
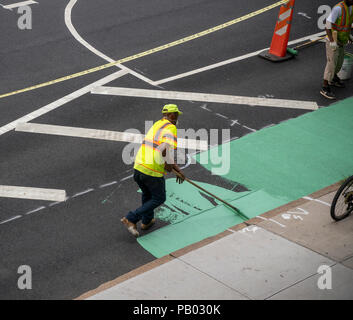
[325,6,341,47]
[326,23,338,49]
[160,142,185,184]
[325,25,334,42]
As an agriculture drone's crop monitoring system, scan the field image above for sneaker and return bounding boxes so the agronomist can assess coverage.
[329,75,345,88]
[141,218,156,230]
[120,217,139,237]
[320,86,336,99]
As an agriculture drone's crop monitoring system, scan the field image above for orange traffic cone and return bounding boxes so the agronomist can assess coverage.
[259,0,297,62]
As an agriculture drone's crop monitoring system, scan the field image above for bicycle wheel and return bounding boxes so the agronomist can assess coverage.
[331,175,353,221]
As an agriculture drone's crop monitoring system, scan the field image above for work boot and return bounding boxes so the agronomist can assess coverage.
[120,217,139,237]
[141,218,156,231]
[320,86,336,100]
[329,75,345,88]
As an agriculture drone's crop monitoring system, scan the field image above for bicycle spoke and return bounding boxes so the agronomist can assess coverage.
[332,178,353,220]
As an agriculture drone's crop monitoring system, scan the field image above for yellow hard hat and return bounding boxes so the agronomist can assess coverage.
[162,104,183,115]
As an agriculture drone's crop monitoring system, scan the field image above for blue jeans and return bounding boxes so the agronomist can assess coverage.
[126,170,166,225]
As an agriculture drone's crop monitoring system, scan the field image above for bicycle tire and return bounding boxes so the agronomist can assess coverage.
[331,175,353,221]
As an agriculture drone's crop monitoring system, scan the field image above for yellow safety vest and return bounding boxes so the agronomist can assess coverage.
[134,119,178,177]
[332,1,353,45]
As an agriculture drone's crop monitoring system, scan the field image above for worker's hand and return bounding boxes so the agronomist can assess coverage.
[330,41,338,50]
[175,171,185,184]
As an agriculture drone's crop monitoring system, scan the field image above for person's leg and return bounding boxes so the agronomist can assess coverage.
[136,173,153,215]
[125,170,148,223]
[327,45,346,88]
[131,169,152,205]
[126,172,166,225]
[323,40,338,84]
[141,188,152,204]
[321,40,337,99]
[335,46,345,75]
[140,175,166,226]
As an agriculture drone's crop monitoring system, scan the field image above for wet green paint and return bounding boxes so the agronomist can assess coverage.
[196,98,353,200]
[154,179,250,224]
[138,97,353,258]
[138,187,283,258]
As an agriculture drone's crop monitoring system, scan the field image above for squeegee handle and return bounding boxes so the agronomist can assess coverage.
[172,169,249,220]
[293,36,325,50]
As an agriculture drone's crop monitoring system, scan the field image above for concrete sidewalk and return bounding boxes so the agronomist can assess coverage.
[78,186,353,300]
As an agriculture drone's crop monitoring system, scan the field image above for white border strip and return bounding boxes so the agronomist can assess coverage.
[15,123,209,150]
[0,185,66,202]
[91,86,318,110]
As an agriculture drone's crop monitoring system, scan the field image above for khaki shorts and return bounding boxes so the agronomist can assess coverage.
[324,40,345,82]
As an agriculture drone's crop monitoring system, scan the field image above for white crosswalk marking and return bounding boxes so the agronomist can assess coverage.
[91,86,318,110]
[15,123,208,151]
[0,185,66,202]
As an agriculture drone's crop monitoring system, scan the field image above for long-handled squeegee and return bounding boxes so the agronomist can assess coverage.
[173,169,249,221]
[286,35,326,56]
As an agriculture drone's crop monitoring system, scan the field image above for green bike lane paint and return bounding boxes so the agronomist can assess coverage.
[138,97,353,258]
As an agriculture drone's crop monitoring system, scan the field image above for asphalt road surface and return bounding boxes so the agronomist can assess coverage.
[0,0,352,299]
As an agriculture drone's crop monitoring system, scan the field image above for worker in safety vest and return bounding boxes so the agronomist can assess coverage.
[121,104,185,237]
[321,0,353,99]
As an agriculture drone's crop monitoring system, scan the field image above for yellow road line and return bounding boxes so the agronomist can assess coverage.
[0,0,287,100]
